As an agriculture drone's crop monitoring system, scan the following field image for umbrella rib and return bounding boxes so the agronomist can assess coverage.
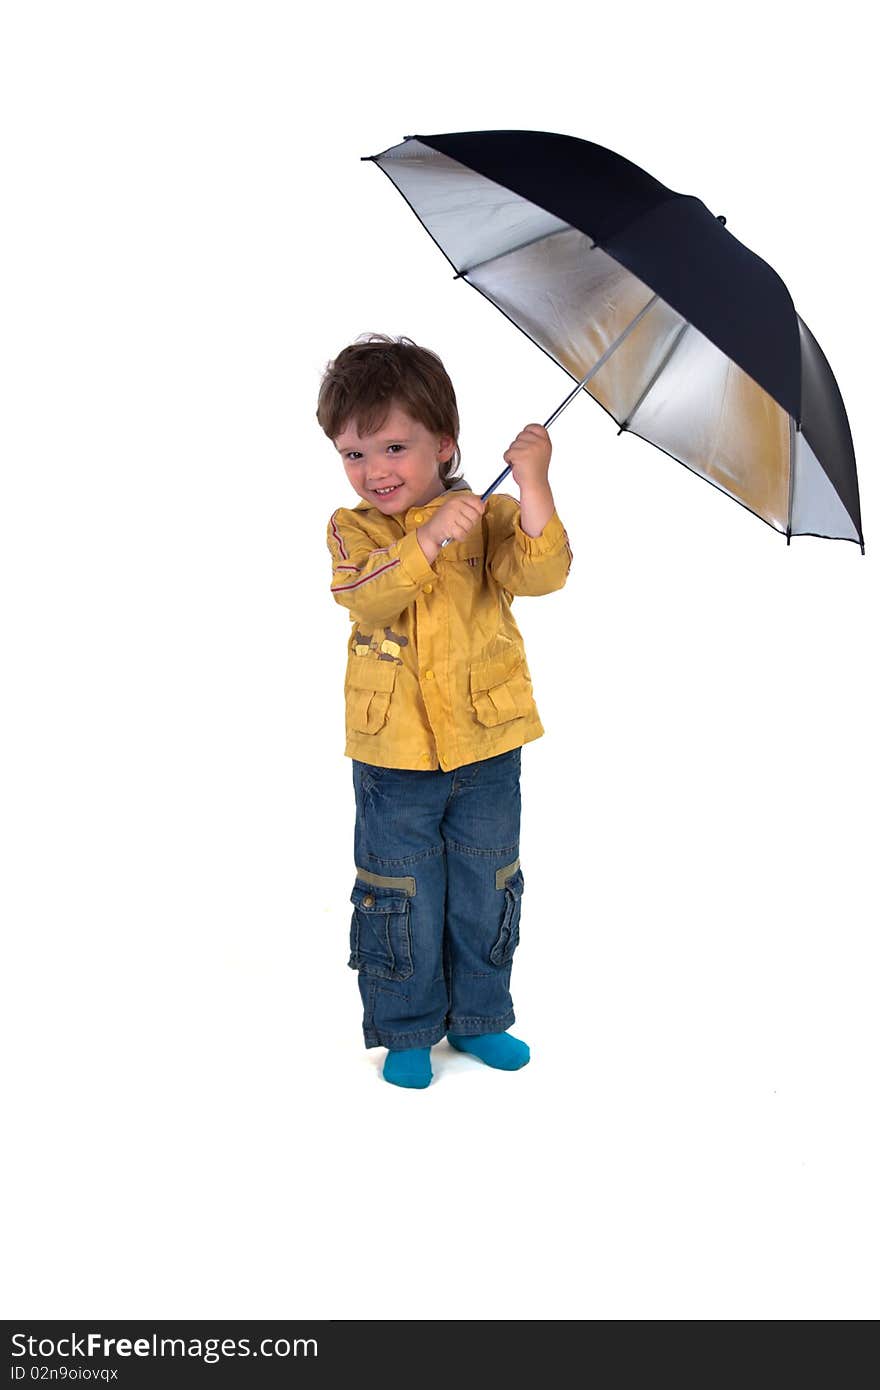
[617,320,691,433]
[786,414,797,545]
[472,292,660,506]
[453,226,579,279]
[545,292,660,427]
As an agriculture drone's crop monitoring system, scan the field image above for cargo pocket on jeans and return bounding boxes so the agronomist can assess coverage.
[345,657,398,735]
[489,861,524,966]
[348,869,416,981]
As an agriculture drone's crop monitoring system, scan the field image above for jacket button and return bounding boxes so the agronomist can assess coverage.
[423,583,433,594]
[412,511,424,524]
[362,893,375,907]
[424,668,434,680]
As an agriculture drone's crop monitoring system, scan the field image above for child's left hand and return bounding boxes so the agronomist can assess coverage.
[502,423,552,490]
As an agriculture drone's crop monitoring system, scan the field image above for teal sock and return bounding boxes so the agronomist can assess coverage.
[382,1046,432,1089]
[446,1031,530,1071]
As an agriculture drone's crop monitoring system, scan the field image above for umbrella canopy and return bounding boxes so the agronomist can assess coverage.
[362,130,863,551]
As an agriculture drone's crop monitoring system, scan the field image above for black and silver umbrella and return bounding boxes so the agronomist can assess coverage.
[362,130,863,552]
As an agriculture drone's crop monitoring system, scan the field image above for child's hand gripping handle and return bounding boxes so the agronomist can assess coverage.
[418,492,486,560]
[439,354,609,548]
[439,466,511,548]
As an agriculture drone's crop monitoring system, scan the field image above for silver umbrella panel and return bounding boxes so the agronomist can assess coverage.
[363,133,863,551]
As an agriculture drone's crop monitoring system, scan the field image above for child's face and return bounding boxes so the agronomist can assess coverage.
[334,402,455,515]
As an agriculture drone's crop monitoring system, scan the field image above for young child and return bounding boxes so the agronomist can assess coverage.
[316,333,573,1088]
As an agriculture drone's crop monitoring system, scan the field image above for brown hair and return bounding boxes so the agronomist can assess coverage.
[316,332,462,486]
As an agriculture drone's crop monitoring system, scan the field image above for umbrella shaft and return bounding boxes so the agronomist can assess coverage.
[479,292,660,502]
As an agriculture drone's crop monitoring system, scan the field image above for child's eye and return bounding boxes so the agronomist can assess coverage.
[343,445,403,460]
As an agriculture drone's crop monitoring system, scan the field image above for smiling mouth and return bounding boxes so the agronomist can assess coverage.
[372,484,402,496]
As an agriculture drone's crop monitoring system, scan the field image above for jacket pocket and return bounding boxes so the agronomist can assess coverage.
[490,864,524,965]
[469,650,534,727]
[345,657,397,735]
[348,871,415,981]
[440,538,483,565]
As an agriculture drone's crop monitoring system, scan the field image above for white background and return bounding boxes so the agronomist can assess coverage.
[2,0,877,1321]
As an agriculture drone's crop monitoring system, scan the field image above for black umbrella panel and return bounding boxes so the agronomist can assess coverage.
[362,131,863,551]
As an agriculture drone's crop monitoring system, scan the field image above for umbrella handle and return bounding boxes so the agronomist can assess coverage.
[437,463,513,549]
[436,461,511,547]
[437,459,523,548]
[438,358,591,547]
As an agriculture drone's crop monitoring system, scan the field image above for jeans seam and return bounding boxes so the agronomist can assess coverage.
[361,846,444,867]
[446,1010,514,1031]
[363,1022,448,1049]
[444,839,519,859]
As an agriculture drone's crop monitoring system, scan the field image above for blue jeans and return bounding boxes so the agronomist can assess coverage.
[349,747,524,1050]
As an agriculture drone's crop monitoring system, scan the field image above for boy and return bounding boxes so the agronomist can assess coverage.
[317,333,572,1088]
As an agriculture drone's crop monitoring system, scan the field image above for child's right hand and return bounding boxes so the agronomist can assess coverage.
[418,493,486,551]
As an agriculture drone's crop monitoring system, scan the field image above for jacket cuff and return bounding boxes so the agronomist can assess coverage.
[398,529,437,585]
[515,508,569,556]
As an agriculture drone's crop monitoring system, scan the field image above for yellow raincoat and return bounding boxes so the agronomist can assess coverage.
[327,479,573,771]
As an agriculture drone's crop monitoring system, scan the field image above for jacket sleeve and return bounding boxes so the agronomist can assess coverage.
[327,509,436,627]
[487,497,573,596]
